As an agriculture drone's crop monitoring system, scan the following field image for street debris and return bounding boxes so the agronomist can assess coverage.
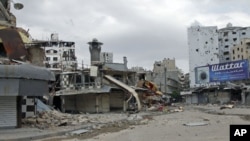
[220,104,234,110]
[183,122,209,127]
[69,129,89,136]
[22,110,91,129]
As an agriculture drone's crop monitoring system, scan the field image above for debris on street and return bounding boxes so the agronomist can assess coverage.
[220,104,234,110]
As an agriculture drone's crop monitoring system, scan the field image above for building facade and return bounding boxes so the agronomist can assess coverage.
[100,52,113,63]
[188,26,219,88]
[218,23,250,63]
[40,33,77,72]
[231,38,250,62]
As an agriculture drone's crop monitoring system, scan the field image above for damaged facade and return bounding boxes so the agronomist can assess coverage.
[0,0,54,128]
[186,23,250,105]
[49,39,141,113]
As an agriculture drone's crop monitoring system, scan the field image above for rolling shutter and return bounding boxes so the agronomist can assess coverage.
[0,96,17,128]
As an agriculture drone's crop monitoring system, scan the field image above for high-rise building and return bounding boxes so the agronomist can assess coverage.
[218,23,250,63]
[188,23,250,88]
[188,26,219,88]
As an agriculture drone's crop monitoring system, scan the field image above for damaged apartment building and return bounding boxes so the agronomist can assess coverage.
[0,0,54,128]
[45,38,145,113]
[131,58,185,95]
[183,23,250,105]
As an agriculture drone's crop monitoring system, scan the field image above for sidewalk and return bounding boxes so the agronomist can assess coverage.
[0,124,93,141]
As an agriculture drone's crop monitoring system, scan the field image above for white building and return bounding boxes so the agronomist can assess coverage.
[188,26,219,88]
[39,33,77,72]
[100,52,113,63]
[218,23,250,63]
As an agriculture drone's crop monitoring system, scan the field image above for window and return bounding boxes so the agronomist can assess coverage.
[232,32,236,34]
[232,50,235,54]
[224,32,228,36]
[226,57,230,60]
[225,39,228,42]
[46,50,50,53]
[53,50,58,53]
[46,57,50,61]
[223,52,229,55]
[242,32,246,35]
[225,45,229,48]
[233,38,237,41]
[241,48,243,52]
[53,57,58,61]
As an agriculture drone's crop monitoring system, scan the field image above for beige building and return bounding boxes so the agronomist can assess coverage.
[153,58,176,73]
[231,38,250,61]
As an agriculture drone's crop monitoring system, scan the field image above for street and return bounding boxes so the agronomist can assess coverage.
[37,105,250,141]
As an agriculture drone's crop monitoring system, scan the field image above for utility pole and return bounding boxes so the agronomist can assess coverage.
[164,66,167,94]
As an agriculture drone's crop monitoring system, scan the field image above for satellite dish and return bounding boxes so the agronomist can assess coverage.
[14,3,24,10]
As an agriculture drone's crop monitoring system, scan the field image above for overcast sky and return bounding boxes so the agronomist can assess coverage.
[11,0,250,73]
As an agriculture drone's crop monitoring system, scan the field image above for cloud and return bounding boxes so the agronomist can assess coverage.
[11,0,250,73]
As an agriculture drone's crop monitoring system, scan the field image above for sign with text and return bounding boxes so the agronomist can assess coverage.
[230,125,250,141]
[209,60,249,82]
[195,60,249,84]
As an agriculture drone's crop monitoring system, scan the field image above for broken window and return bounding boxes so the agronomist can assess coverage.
[53,50,58,53]
[232,31,237,34]
[232,50,235,54]
[233,38,237,41]
[223,32,228,36]
[242,32,246,35]
[225,39,228,42]
[225,45,229,48]
[46,57,50,61]
[226,57,230,60]
[205,41,208,44]
[241,48,243,52]
[196,49,199,52]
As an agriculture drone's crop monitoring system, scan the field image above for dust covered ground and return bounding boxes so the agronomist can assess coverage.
[36,104,250,141]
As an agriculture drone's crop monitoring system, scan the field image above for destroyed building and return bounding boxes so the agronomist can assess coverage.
[0,0,54,128]
[49,38,143,113]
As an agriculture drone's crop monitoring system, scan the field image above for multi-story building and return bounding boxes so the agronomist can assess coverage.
[188,23,250,88]
[100,52,113,63]
[218,23,250,63]
[151,58,182,94]
[188,26,219,88]
[34,33,77,72]
[231,38,250,61]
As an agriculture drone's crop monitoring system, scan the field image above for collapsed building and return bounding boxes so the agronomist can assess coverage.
[46,38,166,113]
[0,0,54,128]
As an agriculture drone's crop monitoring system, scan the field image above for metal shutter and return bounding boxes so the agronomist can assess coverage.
[0,96,17,128]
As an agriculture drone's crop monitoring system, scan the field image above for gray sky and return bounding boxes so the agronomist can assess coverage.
[11,0,250,73]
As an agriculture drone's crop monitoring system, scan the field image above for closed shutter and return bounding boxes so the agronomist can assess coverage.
[0,96,17,128]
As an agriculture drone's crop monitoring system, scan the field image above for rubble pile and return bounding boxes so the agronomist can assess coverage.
[22,110,92,129]
[137,79,166,111]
